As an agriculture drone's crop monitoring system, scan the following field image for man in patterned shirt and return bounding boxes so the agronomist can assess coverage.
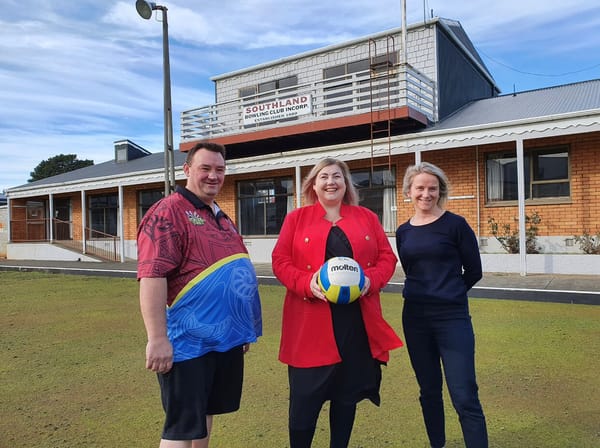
[137,142,262,448]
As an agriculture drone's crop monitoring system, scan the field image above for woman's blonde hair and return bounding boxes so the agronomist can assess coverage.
[301,158,359,206]
[402,161,450,207]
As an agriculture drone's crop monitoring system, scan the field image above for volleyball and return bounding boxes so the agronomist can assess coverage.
[317,256,365,304]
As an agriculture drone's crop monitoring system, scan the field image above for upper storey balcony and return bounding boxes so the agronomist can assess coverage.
[179,62,436,159]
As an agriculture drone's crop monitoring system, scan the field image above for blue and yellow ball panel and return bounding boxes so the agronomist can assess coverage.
[317,257,365,304]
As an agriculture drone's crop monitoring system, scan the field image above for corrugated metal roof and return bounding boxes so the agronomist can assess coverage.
[430,79,600,131]
[9,151,188,190]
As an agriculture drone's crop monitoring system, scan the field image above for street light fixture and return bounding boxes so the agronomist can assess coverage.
[136,0,176,197]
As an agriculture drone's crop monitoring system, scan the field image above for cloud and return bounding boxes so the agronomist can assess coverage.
[2,0,599,192]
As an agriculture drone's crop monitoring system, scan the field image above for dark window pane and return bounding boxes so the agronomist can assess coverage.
[239,198,265,235]
[89,194,118,236]
[239,86,257,97]
[139,190,163,218]
[258,80,277,93]
[265,202,281,234]
[324,65,346,79]
[278,76,298,88]
[347,59,369,73]
[352,167,396,231]
[359,189,384,220]
[351,170,370,188]
[90,209,105,231]
[532,182,570,198]
[238,182,257,196]
[534,151,568,181]
[370,169,386,186]
[502,159,518,201]
[237,178,293,235]
[486,153,534,201]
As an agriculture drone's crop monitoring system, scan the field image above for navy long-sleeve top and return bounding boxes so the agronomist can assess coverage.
[395,211,482,307]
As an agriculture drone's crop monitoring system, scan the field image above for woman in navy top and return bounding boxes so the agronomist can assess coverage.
[396,162,488,448]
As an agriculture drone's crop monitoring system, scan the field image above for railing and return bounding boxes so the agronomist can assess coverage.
[180,63,435,142]
[9,218,121,262]
[82,227,121,262]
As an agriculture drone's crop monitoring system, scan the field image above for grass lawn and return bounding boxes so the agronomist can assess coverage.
[0,271,598,447]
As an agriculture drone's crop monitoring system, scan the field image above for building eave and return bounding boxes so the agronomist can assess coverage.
[397,108,600,152]
[224,109,600,174]
[5,169,185,199]
[7,109,599,198]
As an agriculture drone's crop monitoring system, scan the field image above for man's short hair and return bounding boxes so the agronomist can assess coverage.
[185,142,226,165]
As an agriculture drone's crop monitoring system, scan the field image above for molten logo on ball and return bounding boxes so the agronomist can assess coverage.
[318,256,365,304]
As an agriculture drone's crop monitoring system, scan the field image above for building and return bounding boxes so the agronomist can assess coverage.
[5,17,600,274]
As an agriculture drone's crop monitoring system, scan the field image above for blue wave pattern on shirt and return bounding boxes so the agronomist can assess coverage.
[167,254,262,362]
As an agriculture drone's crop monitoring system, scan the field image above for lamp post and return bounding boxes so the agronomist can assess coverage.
[136,0,176,197]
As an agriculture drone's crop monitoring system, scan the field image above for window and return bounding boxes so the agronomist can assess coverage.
[323,54,398,114]
[323,60,369,114]
[238,178,294,235]
[351,167,397,232]
[240,76,300,127]
[139,189,164,220]
[276,75,298,89]
[239,85,257,97]
[486,147,570,202]
[89,194,118,237]
[239,75,298,98]
[258,75,298,93]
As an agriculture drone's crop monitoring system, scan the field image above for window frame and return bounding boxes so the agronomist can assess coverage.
[485,146,571,205]
[237,177,294,236]
[351,166,397,233]
[239,75,299,98]
[138,188,164,222]
[88,193,119,237]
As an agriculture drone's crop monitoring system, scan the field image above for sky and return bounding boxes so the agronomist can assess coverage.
[2,0,600,192]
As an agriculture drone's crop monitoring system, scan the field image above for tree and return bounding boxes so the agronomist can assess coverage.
[29,154,94,182]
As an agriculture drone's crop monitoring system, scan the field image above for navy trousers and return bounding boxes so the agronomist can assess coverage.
[402,304,488,448]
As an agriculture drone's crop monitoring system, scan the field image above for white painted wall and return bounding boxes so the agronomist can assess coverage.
[215,26,436,103]
[6,237,599,275]
[479,236,586,255]
[0,206,7,258]
[7,243,100,262]
[242,238,277,264]
[481,254,600,275]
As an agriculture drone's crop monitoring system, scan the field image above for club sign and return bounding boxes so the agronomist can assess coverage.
[243,94,312,125]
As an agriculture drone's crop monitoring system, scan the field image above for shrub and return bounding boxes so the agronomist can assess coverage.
[573,230,600,254]
[487,211,541,254]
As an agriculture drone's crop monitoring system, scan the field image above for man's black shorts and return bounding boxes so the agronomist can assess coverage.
[158,345,244,440]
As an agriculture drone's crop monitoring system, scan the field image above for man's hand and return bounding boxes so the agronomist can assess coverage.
[145,336,173,374]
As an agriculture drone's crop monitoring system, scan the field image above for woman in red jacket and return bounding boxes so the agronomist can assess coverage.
[272,158,403,448]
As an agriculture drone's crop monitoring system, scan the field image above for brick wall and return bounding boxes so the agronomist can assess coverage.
[6,132,599,248]
[476,134,600,238]
[422,147,481,230]
[122,187,139,241]
[67,194,83,241]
